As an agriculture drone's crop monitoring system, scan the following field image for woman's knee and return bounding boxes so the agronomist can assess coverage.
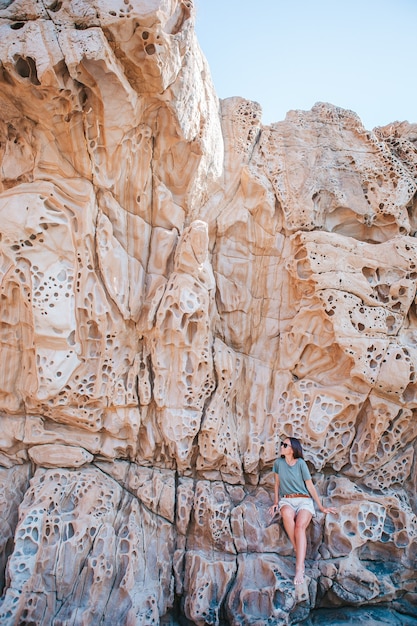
[294,513,312,531]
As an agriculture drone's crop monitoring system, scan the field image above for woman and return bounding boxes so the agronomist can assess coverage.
[269,437,336,585]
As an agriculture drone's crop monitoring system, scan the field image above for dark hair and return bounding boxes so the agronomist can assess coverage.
[289,437,304,459]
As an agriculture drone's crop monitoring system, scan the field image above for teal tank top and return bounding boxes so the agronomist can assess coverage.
[273,457,311,497]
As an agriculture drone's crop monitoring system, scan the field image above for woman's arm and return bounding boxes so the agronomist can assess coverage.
[305,479,336,515]
[268,474,280,514]
[274,473,280,506]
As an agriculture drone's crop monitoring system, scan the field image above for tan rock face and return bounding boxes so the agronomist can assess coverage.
[0,1,417,624]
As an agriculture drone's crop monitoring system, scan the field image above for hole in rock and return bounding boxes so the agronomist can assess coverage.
[47,0,62,11]
[15,56,40,85]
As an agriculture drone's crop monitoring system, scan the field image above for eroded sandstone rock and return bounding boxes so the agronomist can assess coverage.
[0,0,416,624]
[0,465,175,625]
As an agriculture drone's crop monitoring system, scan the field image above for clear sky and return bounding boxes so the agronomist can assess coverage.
[195,0,417,131]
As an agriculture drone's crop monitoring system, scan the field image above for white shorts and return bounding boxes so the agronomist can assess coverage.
[279,497,315,516]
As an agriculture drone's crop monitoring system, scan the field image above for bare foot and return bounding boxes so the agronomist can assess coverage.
[294,570,305,585]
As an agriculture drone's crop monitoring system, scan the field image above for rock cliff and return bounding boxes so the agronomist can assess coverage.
[0,1,416,625]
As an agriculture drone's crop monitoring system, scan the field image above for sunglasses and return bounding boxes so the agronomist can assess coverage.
[280,442,291,448]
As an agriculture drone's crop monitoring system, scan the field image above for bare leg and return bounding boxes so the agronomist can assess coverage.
[280,505,296,549]
[293,510,312,585]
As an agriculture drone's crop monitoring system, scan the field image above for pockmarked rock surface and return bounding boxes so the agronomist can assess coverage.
[0,1,416,624]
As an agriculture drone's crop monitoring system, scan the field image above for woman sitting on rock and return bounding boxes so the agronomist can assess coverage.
[269,436,336,585]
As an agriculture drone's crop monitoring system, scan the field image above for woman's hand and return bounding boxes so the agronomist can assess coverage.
[321,505,337,515]
[268,504,279,516]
